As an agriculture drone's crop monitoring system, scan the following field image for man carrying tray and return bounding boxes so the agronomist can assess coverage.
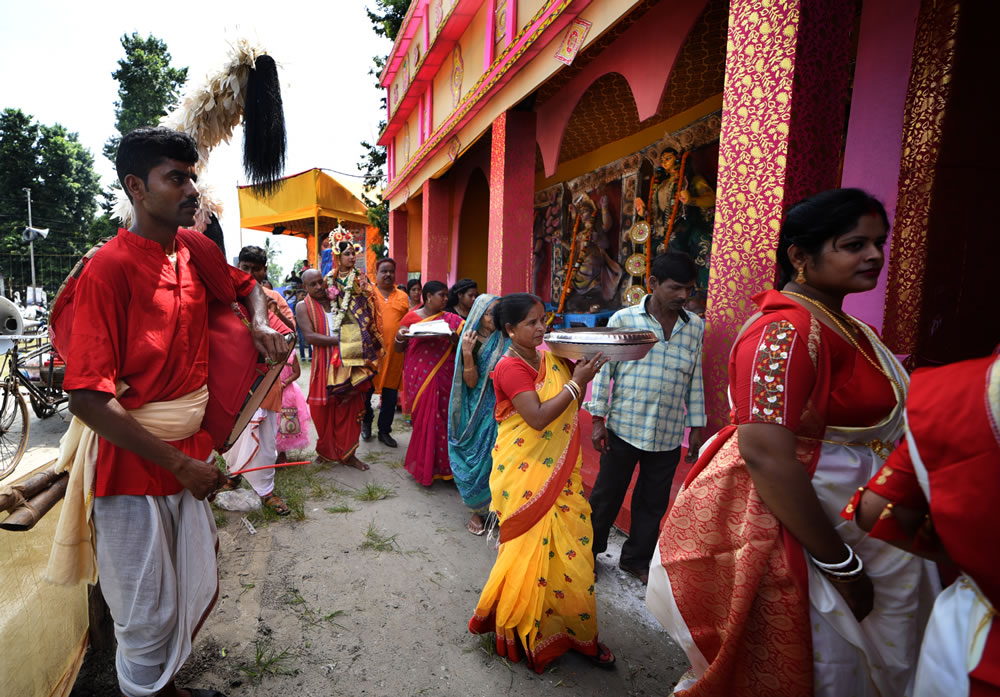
[295,230,381,472]
[50,127,286,697]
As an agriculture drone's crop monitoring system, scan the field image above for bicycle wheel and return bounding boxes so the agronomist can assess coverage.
[0,382,29,481]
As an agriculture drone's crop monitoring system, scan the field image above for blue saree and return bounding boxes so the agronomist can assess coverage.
[447,294,508,513]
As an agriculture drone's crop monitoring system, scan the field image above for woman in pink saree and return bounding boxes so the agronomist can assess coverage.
[396,281,464,486]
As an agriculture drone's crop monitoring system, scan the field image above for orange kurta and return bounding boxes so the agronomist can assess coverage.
[372,287,410,393]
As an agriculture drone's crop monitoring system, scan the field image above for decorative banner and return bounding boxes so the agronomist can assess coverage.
[554,18,592,66]
[451,45,464,108]
[447,136,461,162]
[496,0,508,44]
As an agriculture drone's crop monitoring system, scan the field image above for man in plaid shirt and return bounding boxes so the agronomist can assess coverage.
[584,252,706,584]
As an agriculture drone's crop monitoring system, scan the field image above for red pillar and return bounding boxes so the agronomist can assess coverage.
[487,110,535,296]
[421,178,451,284]
[388,207,408,284]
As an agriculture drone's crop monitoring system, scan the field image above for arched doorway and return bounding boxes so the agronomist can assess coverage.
[456,168,489,288]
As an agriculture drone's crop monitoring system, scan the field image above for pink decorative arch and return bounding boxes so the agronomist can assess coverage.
[535,0,708,177]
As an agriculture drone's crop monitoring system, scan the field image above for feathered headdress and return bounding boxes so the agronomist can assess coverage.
[113,38,287,226]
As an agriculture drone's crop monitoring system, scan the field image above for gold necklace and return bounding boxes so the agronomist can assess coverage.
[783,291,903,396]
[507,345,540,370]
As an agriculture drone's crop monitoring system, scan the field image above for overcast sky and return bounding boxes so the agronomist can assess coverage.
[0,0,391,275]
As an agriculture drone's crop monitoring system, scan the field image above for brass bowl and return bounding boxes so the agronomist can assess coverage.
[544,327,658,362]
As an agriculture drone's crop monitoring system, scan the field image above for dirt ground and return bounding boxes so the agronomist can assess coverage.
[19,363,688,697]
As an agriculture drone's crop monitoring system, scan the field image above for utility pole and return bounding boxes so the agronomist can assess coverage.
[23,187,35,300]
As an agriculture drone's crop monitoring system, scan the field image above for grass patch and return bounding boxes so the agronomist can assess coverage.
[285,588,306,605]
[238,639,295,681]
[324,504,356,514]
[360,521,399,553]
[245,462,339,526]
[353,482,396,502]
[213,508,229,528]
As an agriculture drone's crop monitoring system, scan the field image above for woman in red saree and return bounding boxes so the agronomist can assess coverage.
[469,293,614,672]
[396,281,463,486]
[646,189,939,696]
[848,353,1000,697]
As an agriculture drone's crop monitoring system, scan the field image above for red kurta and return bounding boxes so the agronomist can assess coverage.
[62,228,255,497]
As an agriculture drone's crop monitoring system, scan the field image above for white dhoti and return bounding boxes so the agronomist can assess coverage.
[223,408,277,496]
[94,490,218,697]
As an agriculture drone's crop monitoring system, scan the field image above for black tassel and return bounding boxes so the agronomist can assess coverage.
[243,54,287,196]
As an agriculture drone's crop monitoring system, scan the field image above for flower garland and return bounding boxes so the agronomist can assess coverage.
[664,151,690,252]
[644,170,658,290]
[329,268,358,334]
[553,213,583,320]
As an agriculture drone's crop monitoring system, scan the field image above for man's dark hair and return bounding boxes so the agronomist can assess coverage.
[650,252,697,285]
[238,245,267,267]
[115,127,199,201]
[376,257,396,272]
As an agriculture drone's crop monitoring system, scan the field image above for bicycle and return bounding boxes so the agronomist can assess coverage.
[1,334,68,480]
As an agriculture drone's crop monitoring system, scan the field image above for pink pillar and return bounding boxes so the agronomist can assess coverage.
[388,207,408,283]
[487,111,535,296]
[421,178,451,283]
[840,0,921,331]
[702,0,855,433]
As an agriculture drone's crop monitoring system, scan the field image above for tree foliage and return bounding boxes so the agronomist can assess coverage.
[359,1,412,258]
[0,108,101,260]
[90,34,189,243]
[103,33,189,164]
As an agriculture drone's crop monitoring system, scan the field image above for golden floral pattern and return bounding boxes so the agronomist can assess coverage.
[702,0,853,431]
[883,1,960,354]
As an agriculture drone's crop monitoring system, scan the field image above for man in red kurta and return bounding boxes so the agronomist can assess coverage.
[61,127,286,697]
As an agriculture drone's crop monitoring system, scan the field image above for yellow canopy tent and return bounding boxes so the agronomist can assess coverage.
[238,168,371,268]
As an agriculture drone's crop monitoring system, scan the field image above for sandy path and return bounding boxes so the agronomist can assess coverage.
[11,365,688,696]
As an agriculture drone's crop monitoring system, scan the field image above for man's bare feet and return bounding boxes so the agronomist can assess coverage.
[344,454,370,471]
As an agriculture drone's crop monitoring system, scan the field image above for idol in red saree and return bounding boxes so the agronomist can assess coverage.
[646,291,939,697]
[469,351,601,673]
[401,310,464,486]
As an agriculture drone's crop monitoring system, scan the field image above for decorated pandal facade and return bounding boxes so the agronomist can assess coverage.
[379,0,998,429]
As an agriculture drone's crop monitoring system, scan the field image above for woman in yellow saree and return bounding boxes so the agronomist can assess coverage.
[469,293,615,672]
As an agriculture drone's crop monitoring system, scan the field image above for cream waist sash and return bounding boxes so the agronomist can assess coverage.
[46,385,209,586]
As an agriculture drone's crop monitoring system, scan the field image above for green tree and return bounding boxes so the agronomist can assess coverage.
[103,33,188,164]
[91,33,189,241]
[359,0,412,258]
[263,237,284,285]
[0,108,101,259]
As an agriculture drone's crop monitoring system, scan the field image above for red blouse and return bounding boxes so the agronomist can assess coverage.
[63,228,255,497]
[492,355,543,421]
[731,315,897,431]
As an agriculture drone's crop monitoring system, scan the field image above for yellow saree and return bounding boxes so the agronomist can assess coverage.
[469,351,600,673]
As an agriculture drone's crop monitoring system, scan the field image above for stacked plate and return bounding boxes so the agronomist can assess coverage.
[543,327,658,362]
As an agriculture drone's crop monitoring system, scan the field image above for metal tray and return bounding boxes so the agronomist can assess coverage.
[544,327,658,362]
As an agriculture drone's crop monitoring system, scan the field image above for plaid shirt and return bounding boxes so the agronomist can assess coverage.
[584,297,707,452]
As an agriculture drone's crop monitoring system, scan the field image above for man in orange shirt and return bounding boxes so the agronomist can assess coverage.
[363,257,410,447]
[220,245,295,515]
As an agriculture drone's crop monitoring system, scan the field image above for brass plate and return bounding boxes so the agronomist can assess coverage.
[623,285,646,306]
[625,254,646,277]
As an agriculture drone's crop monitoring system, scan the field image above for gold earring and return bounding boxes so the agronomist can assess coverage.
[796,266,806,284]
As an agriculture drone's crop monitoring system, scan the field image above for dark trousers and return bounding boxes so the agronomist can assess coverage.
[296,327,312,361]
[588,429,681,569]
[363,387,398,435]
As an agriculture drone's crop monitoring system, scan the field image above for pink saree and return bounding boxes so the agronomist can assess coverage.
[401,311,463,486]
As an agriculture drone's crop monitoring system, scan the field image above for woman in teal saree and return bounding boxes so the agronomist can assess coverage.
[448,294,507,535]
